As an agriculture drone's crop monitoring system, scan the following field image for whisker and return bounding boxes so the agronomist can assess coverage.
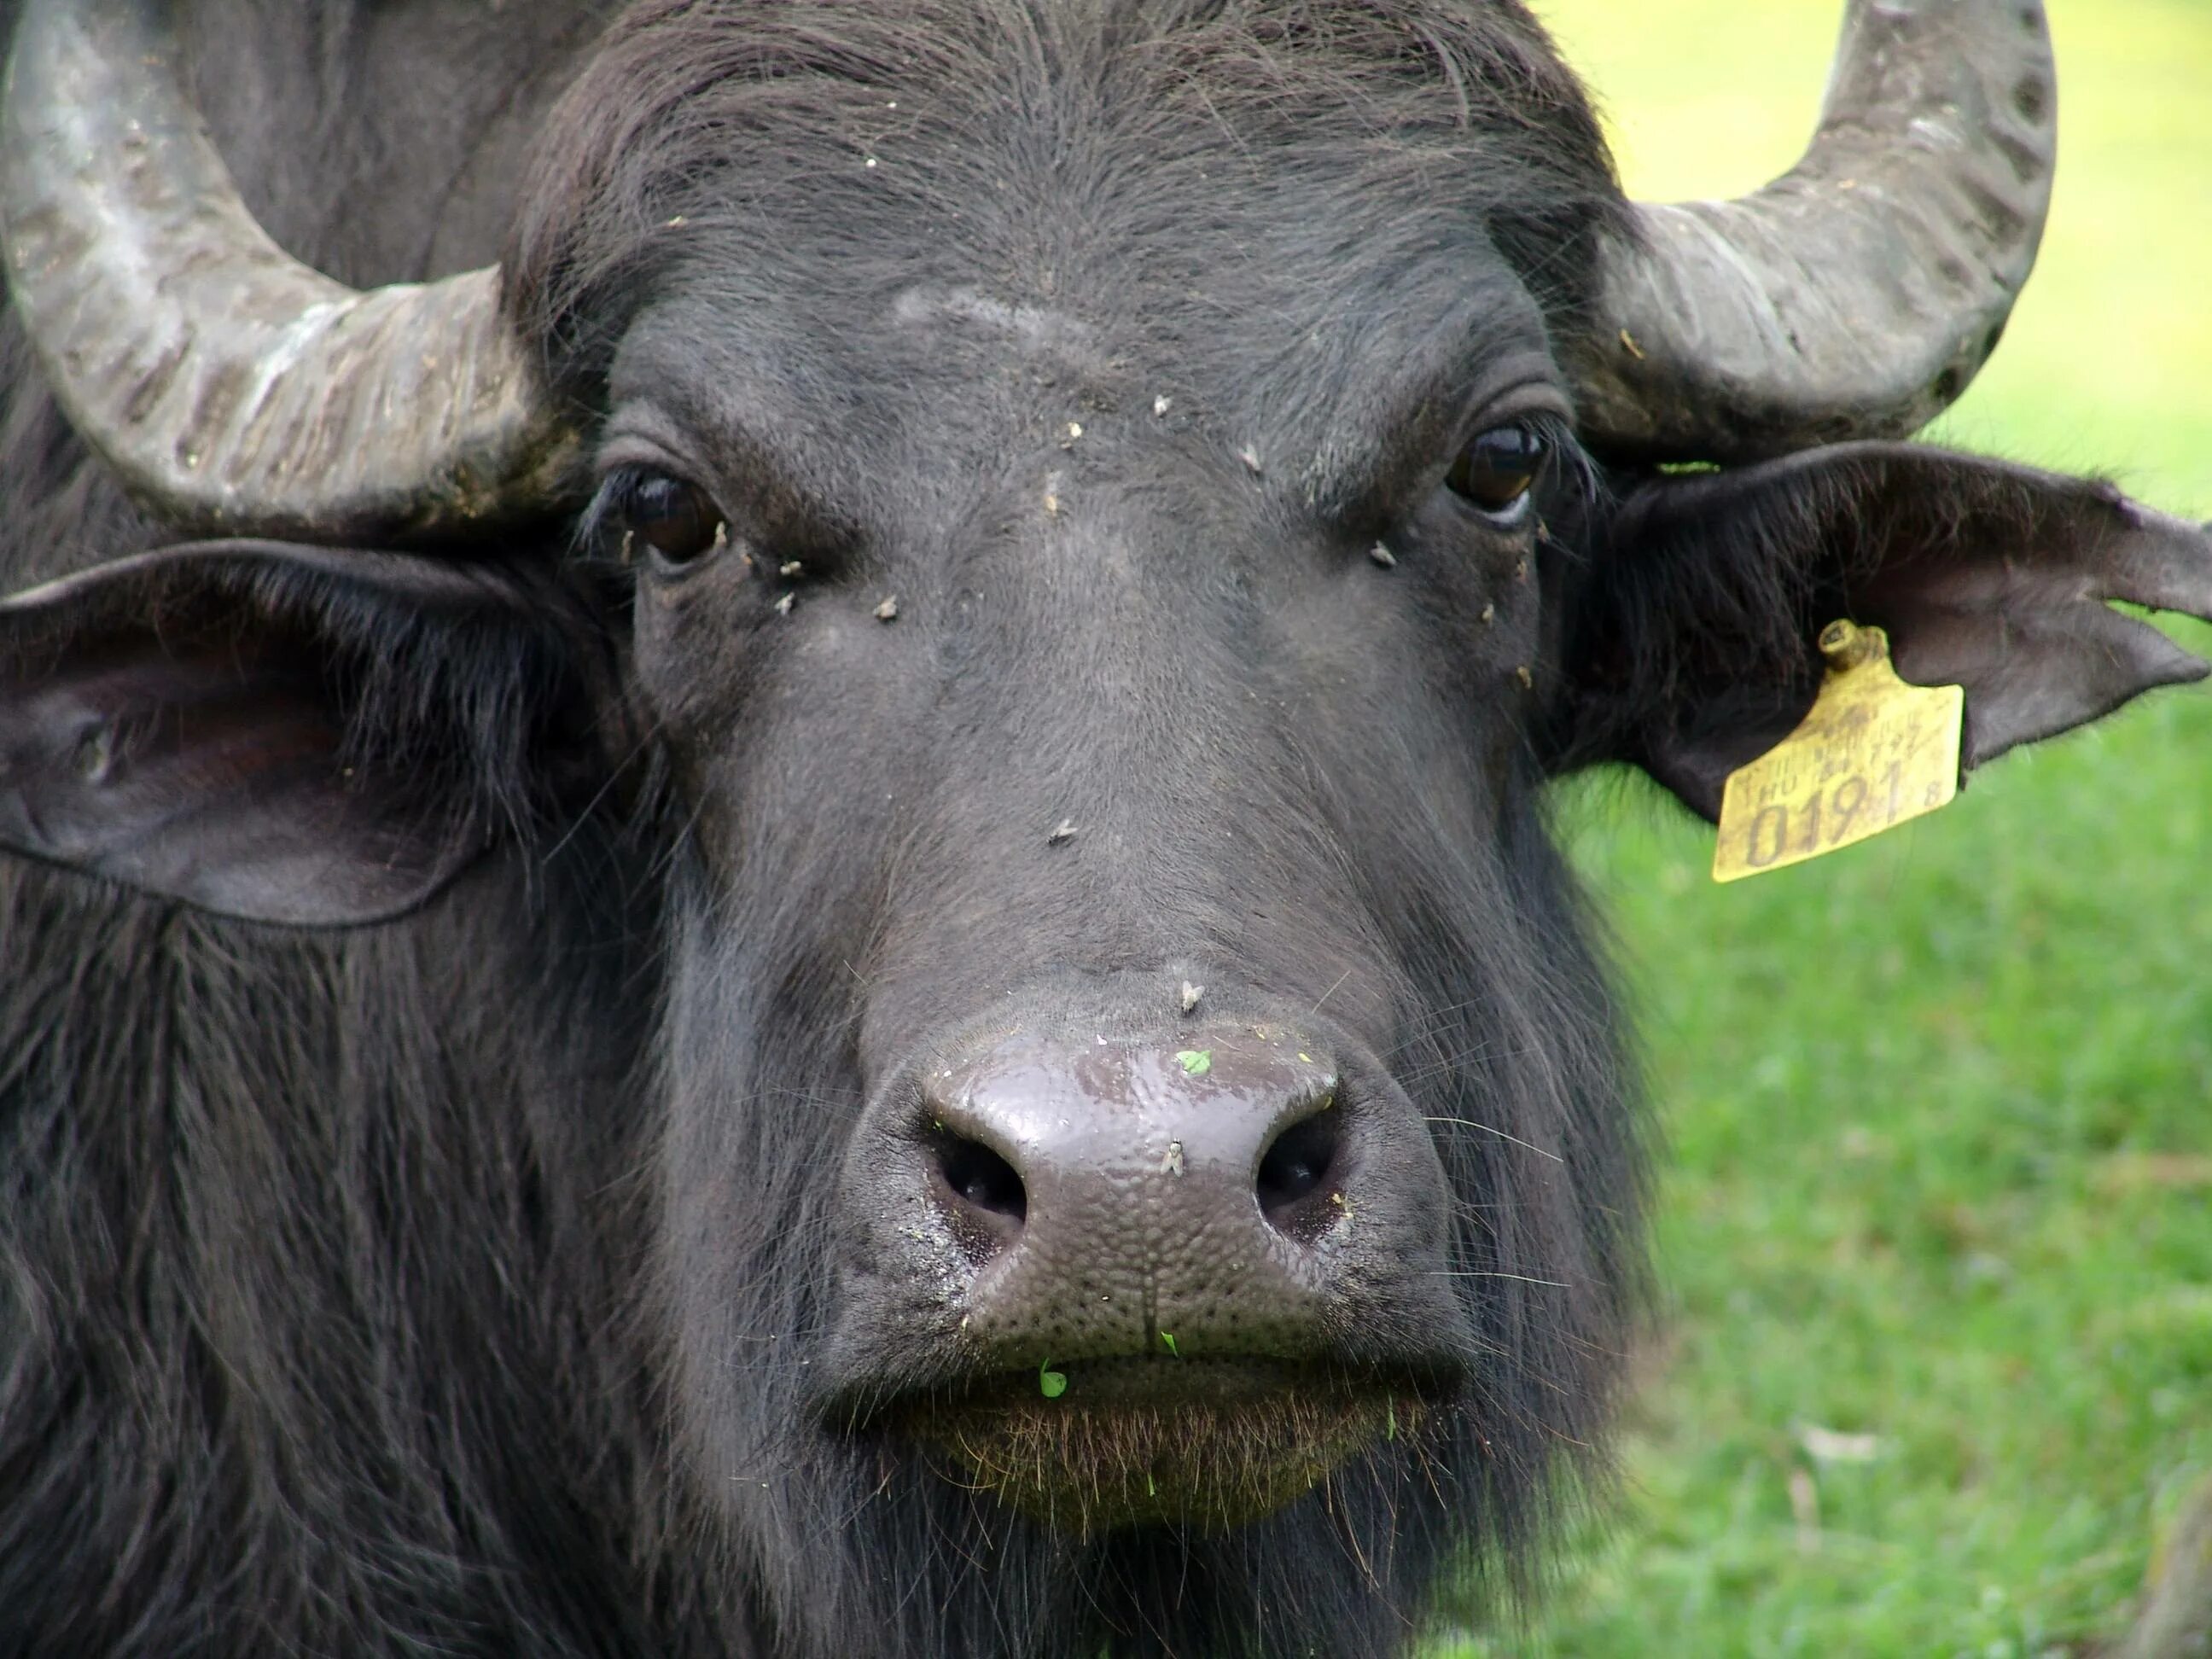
[1309,967,1353,1016]
[1423,1115,1563,1162]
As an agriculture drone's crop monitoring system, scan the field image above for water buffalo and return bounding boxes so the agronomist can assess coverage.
[0,1,2206,1654]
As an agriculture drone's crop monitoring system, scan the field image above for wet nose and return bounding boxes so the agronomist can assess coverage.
[848,1024,1451,1366]
[929,1028,1343,1225]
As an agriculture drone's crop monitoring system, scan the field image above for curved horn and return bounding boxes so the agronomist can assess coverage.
[0,0,576,541]
[1572,0,2058,463]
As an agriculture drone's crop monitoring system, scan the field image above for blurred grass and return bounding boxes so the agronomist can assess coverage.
[1430,3,2212,1655]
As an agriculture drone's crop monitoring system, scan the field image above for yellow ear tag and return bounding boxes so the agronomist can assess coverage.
[1712,620,1964,883]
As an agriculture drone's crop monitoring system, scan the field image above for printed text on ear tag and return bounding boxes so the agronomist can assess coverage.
[1712,620,1964,883]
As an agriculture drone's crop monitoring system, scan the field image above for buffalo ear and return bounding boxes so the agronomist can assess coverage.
[0,540,617,925]
[1546,444,2212,819]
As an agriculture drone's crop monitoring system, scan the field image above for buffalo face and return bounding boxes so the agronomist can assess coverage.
[508,4,1647,1549]
[600,194,1621,1545]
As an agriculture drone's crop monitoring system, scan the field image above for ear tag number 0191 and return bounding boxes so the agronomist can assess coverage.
[1712,620,1964,883]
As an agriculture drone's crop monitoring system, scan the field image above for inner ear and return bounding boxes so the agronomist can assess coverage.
[0,540,620,925]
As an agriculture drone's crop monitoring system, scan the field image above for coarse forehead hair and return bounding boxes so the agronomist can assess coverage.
[504,0,1630,399]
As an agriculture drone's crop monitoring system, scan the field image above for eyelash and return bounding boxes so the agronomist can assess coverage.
[581,469,644,557]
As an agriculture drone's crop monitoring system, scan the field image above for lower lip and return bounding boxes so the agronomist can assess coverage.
[891,1359,1428,1534]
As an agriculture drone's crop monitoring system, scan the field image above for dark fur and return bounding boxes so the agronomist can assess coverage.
[9,3,2130,1656]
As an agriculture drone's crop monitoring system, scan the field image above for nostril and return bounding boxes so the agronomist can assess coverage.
[1256,1107,1342,1234]
[933,1131,1027,1227]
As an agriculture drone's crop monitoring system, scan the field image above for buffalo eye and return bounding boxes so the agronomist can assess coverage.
[620,472,726,568]
[1447,425,1547,521]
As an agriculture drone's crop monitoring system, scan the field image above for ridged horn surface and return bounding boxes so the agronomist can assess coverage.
[0,0,575,540]
[1573,0,2058,463]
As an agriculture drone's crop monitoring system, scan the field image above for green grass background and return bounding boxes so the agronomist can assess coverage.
[1435,3,2212,1654]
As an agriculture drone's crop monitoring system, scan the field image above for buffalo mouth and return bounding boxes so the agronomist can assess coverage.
[884,1358,1430,1534]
